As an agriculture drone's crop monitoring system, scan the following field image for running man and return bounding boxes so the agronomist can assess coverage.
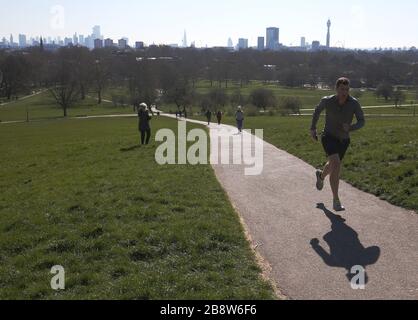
[310,77,365,211]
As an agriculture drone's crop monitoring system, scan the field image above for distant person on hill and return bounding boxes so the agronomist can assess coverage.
[310,77,365,212]
[137,103,152,145]
[205,109,212,125]
[216,110,223,125]
[235,106,244,133]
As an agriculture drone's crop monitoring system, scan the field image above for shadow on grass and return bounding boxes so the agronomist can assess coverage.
[310,203,381,285]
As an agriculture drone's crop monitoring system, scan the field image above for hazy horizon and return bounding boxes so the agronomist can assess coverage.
[1,0,417,49]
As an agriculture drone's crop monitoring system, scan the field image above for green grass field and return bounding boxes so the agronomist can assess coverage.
[193,80,417,109]
[191,115,417,212]
[0,91,132,122]
[0,117,275,299]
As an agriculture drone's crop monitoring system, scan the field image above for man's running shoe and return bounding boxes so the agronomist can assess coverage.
[316,170,324,191]
[333,198,346,212]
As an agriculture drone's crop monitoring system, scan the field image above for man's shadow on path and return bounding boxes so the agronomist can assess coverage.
[310,203,381,284]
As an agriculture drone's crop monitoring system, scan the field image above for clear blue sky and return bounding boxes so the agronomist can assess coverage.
[1,0,417,49]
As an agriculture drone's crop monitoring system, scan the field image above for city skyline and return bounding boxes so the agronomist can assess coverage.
[1,0,418,49]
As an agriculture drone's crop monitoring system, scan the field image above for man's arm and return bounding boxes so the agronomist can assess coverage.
[311,99,327,131]
[350,103,365,132]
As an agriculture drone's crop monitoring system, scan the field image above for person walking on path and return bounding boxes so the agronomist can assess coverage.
[205,109,212,125]
[235,106,244,133]
[310,77,365,212]
[216,110,223,125]
[137,103,152,145]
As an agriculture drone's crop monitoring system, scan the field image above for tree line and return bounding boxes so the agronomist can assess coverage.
[1,45,418,116]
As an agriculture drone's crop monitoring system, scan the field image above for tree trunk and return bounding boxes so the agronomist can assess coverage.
[98,90,102,104]
[80,85,85,100]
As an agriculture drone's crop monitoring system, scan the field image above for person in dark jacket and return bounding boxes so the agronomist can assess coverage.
[235,106,244,133]
[205,109,212,125]
[216,110,223,125]
[138,103,152,145]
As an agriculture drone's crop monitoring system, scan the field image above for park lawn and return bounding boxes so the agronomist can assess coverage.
[0,91,132,122]
[192,114,418,212]
[193,80,416,108]
[0,117,275,300]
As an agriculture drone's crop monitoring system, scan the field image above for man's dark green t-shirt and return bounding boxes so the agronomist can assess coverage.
[311,95,366,140]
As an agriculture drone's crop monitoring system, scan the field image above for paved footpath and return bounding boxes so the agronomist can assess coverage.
[167,115,418,300]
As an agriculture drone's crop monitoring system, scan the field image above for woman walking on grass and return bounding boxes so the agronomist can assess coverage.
[137,103,152,145]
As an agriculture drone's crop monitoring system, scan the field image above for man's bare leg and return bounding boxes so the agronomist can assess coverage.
[321,162,331,180]
[328,154,342,201]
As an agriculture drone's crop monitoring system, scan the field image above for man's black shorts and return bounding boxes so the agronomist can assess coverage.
[321,132,351,160]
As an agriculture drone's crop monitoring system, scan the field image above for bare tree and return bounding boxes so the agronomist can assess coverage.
[49,57,80,117]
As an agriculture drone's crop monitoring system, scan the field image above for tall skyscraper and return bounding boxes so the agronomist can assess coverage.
[258,37,265,50]
[19,34,27,47]
[104,38,114,48]
[64,37,73,46]
[135,41,144,49]
[182,30,188,48]
[238,38,248,50]
[118,38,127,49]
[92,25,101,40]
[266,27,279,50]
[326,19,331,48]
[301,37,306,47]
[227,38,234,48]
[94,39,103,49]
[73,33,79,45]
[79,35,85,46]
[9,34,13,46]
[85,36,93,49]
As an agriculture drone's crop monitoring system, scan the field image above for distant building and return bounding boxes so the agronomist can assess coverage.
[326,19,331,48]
[104,38,114,48]
[64,37,73,46]
[92,25,101,40]
[257,37,265,50]
[79,35,85,46]
[266,27,279,50]
[238,38,248,50]
[85,36,93,49]
[227,37,234,48]
[19,34,27,47]
[301,37,306,47]
[118,38,128,49]
[182,30,188,48]
[73,33,78,45]
[312,41,321,51]
[135,41,144,49]
[94,38,103,49]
